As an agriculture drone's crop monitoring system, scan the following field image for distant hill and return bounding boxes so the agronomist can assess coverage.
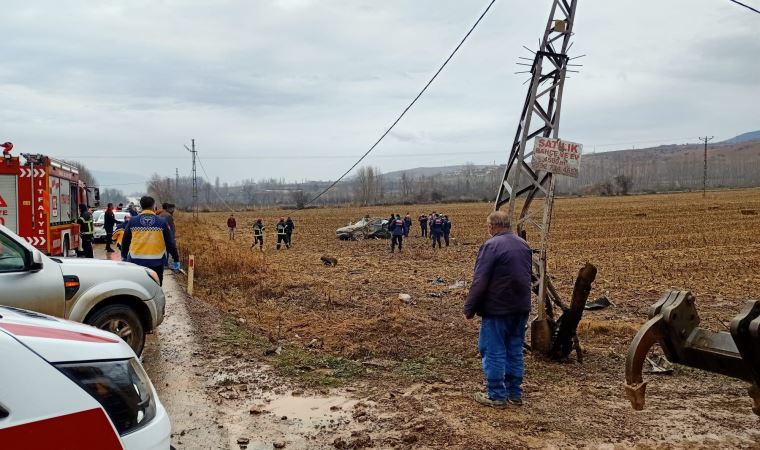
[92,170,146,190]
[382,164,492,181]
[721,130,760,145]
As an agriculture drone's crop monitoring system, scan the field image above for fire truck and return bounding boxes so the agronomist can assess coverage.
[0,143,99,256]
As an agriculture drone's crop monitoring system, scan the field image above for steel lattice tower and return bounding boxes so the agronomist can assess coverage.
[494,0,578,353]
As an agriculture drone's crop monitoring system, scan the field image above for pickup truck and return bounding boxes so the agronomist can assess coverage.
[0,224,165,355]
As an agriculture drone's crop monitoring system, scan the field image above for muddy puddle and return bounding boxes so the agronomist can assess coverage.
[222,390,372,450]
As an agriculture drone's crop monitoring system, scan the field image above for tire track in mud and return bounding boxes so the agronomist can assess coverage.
[142,273,228,449]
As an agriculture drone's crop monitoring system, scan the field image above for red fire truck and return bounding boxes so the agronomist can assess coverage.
[0,143,99,256]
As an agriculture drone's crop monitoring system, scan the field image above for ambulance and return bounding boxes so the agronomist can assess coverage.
[0,305,171,449]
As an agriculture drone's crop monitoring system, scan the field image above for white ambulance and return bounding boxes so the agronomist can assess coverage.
[0,305,171,449]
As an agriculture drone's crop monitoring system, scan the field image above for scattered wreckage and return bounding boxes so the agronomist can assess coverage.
[336,217,390,241]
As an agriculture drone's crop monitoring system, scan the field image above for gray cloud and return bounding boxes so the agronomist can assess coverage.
[1,0,758,185]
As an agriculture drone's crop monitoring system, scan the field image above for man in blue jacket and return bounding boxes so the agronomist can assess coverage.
[442,215,452,246]
[389,214,406,253]
[429,214,444,249]
[464,210,532,408]
[121,196,179,285]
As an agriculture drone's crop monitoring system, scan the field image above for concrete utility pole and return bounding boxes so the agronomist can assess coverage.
[494,0,578,354]
[699,136,714,197]
[184,139,198,220]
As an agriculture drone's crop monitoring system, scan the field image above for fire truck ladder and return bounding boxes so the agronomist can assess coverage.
[494,0,578,354]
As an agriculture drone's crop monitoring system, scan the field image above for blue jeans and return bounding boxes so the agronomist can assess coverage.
[478,313,529,401]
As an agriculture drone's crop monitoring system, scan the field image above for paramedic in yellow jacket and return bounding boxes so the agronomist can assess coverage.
[121,196,179,285]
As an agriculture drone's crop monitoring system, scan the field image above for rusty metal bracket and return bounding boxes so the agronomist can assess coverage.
[625,290,760,416]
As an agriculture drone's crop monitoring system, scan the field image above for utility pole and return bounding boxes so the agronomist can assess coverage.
[700,136,714,197]
[494,0,578,354]
[185,139,198,220]
[175,168,179,200]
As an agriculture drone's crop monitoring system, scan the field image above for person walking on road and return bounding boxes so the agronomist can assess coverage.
[227,214,237,240]
[389,214,406,253]
[121,196,179,286]
[158,203,176,239]
[276,218,289,250]
[104,203,116,253]
[464,210,532,408]
[443,215,452,247]
[285,216,295,246]
[430,214,444,249]
[403,213,412,238]
[418,213,428,238]
[251,219,265,250]
[76,204,94,258]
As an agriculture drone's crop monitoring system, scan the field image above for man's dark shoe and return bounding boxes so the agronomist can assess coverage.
[508,397,523,406]
[473,392,507,409]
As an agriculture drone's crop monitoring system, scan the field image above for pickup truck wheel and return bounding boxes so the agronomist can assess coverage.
[87,305,145,355]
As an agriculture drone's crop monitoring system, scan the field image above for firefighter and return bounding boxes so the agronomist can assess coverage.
[419,213,429,238]
[227,214,237,240]
[390,214,406,253]
[251,219,264,250]
[442,214,452,247]
[430,214,444,249]
[276,218,289,250]
[403,213,412,238]
[285,216,295,246]
[76,204,94,258]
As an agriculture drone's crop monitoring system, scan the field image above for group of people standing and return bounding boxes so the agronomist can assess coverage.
[387,211,453,253]
[227,214,295,251]
[418,212,452,248]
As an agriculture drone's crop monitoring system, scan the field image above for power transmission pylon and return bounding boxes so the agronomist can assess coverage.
[494,0,579,354]
[185,139,198,220]
[699,136,714,197]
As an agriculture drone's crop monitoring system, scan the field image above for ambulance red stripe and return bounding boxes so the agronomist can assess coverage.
[0,408,123,449]
[0,323,119,343]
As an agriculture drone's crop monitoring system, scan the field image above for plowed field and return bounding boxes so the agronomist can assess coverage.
[175,189,760,448]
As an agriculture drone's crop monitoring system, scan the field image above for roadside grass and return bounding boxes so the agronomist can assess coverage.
[273,344,366,387]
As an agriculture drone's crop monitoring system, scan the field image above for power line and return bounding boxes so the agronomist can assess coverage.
[728,0,760,14]
[196,152,236,212]
[299,0,498,207]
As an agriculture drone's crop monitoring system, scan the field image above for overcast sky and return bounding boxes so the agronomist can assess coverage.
[2,0,758,188]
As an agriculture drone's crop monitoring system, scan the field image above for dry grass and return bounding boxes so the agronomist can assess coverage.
[174,189,760,446]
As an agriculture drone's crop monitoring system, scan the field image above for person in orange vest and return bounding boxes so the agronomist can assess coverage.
[227,214,237,240]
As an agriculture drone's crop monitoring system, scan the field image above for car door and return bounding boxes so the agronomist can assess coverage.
[0,228,65,317]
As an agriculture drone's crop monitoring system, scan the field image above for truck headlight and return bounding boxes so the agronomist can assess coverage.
[56,358,157,435]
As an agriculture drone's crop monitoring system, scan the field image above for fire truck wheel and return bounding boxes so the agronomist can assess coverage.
[62,236,70,257]
[87,304,145,355]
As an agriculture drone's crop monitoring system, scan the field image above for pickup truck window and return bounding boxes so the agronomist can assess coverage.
[0,233,27,272]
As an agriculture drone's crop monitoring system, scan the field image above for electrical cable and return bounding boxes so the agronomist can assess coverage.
[196,152,236,212]
[728,0,760,14]
[298,0,498,207]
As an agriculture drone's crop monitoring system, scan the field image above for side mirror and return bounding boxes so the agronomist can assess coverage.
[28,250,44,271]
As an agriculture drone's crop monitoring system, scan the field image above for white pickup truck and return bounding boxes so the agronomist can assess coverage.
[0,224,165,354]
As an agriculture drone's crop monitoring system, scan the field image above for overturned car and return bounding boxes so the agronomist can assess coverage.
[336,217,391,240]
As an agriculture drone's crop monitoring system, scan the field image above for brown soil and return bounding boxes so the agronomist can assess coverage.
[169,189,760,448]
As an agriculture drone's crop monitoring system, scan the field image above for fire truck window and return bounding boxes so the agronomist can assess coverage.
[0,232,27,272]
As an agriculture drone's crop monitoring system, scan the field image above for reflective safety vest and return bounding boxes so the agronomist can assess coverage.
[253,224,264,236]
[78,215,94,237]
[276,223,287,235]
